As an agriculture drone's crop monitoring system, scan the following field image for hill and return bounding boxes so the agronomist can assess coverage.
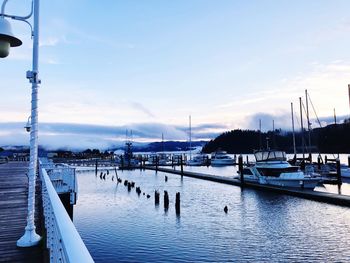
[202,122,350,154]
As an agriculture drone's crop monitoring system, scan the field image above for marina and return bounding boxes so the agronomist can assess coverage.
[2,1,350,262]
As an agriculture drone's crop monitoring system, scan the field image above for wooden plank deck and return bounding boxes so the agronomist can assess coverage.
[0,162,44,263]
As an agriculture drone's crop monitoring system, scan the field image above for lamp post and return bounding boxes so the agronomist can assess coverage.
[0,0,41,247]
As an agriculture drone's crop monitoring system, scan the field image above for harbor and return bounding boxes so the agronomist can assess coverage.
[2,1,350,262]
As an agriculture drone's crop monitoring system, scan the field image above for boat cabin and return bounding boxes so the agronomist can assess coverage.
[254,150,287,162]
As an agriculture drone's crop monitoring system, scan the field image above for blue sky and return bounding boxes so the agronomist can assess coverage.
[1,0,350,149]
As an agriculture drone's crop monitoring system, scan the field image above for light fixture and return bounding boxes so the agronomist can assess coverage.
[24,116,31,132]
[0,16,22,57]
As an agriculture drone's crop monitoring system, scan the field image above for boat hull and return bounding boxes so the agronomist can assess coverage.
[211,159,234,166]
[243,175,320,189]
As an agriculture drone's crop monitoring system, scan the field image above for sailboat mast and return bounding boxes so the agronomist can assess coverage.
[305,89,311,154]
[161,133,164,153]
[334,108,337,124]
[291,102,296,156]
[259,119,262,150]
[272,119,275,148]
[299,97,305,160]
[189,115,192,161]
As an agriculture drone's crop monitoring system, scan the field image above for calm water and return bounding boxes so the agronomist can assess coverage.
[74,163,350,262]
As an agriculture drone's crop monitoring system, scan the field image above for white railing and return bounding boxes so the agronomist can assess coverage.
[41,159,78,204]
[39,160,94,263]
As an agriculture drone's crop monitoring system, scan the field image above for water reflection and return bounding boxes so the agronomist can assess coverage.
[74,168,350,263]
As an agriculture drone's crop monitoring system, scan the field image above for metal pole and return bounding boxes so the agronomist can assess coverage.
[189,115,192,161]
[305,90,311,154]
[259,119,262,150]
[17,0,41,247]
[348,84,350,118]
[291,102,296,156]
[299,97,305,160]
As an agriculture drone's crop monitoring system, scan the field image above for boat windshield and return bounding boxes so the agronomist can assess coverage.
[254,151,286,162]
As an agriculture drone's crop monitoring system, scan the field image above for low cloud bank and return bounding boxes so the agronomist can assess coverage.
[0,122,224,150]
[247,112,348,131]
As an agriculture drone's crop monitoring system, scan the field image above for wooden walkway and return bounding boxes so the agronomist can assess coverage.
[146,166,350,207]
[0,162,44,263]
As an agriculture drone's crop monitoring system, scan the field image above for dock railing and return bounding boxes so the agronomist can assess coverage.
[39,159,94,263]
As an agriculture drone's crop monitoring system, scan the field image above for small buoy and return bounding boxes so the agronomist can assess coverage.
[143,192,145,195]
[147,194,150,198]
[224,206,228,213]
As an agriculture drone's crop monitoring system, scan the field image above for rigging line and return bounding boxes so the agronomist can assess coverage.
[300,100,312,153]
[307,93,322,128]
[307,93,336,159]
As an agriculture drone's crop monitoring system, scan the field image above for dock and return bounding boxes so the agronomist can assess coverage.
[0,162,44,263]
[145,166,350,207]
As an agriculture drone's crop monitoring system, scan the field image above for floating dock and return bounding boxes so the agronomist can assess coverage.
[145,166,350,207]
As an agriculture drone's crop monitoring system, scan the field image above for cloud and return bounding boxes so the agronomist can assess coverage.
[0,121,223,150]
[247,112,291,131]
[130,102,156,118]
[246,112,348,132]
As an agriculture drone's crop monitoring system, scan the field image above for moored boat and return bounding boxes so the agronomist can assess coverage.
[238,150,322,189]
[211,150,235,166]
[186,154,208,166]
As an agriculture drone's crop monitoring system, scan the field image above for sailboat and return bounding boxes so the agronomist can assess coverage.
[186,115,208,166]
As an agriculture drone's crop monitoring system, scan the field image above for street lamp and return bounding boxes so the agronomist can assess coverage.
[24,116,31,132]
[0,0,41,247]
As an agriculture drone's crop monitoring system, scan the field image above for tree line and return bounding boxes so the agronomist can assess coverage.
[202,122,350,154]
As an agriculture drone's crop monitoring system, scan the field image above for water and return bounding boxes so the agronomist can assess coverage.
[74,166,350,262]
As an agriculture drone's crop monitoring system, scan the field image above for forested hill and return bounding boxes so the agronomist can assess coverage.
[202,122,350,154]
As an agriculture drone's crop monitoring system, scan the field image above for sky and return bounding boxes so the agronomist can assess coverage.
[1,0,350,149]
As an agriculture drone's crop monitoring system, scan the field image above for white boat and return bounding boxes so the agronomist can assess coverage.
[211,151,235,166]
[238,150,321,189]
[186,154,208,166]
[341,165,350,178]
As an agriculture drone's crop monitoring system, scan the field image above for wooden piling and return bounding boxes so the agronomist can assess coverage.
[95,159,98,175]
[348,156,350,167]
[238,155,244,186]
[224,206,228,213]
[180,155,184,176]
[246,155,249,165]
[336,159,342,186]
[325,155,328,164]
[156,156,159,172]
[317,156,321,170]
[165,176,168,182]
[155,190,160,205]
[164,191,169,210]
[175,192,180,214]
